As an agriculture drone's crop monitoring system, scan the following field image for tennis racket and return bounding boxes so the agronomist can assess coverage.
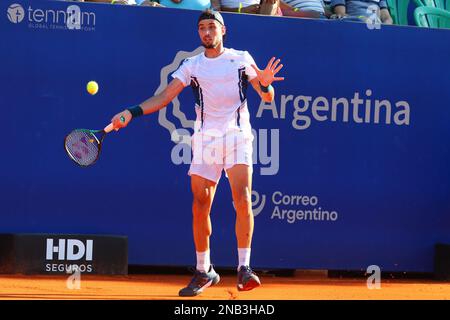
[64,116,124,167]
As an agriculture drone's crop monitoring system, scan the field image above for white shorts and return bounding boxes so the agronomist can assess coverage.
[189,130,253,183]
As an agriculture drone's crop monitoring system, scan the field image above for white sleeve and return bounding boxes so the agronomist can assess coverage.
[171,58,192,86]
[243,51,258,81]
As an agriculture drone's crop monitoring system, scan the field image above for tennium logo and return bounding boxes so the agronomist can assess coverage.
[7,3,96,31]
[7,3,24,23]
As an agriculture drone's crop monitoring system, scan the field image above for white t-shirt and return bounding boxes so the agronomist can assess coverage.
[172,48,257,137]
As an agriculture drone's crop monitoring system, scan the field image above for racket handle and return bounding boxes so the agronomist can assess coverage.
[104,123,115,133]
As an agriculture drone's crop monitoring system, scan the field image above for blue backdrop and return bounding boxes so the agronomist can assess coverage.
[1,0,450,272]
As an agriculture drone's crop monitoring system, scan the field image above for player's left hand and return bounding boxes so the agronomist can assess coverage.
[251,57,284,87]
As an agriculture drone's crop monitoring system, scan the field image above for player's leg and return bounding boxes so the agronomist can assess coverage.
[226,163,261,291]
[226,164,254,249]
[179,174,220,297]
[191,173,217,266]
[179,131,223,297]
[189,134,223,271]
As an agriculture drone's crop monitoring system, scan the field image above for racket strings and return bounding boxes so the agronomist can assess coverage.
[65,130,100,166]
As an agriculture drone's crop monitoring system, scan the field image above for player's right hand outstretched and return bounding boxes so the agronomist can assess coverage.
[111,110,132,131]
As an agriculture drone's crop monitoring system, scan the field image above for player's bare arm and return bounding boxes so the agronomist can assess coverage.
[250,57,284,103]
[111,78,185,129]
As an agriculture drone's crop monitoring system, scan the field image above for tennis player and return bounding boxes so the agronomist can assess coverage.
[111,9,284,297]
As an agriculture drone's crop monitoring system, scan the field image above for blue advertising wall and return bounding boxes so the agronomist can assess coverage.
[1,1,450,272]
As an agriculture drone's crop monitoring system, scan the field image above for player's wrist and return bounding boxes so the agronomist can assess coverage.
[127,105,144,118]
[259,82,273,93]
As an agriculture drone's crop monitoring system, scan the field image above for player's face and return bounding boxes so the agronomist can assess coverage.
[198,20,224,49]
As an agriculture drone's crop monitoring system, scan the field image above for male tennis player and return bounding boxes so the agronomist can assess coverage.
[111,9,284,297]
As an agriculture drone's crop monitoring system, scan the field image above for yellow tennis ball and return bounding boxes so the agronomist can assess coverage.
[87,81,99,95]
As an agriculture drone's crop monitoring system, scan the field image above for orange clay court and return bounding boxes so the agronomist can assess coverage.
[1,273,449,300]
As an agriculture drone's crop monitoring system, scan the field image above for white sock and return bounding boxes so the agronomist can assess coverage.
[238,248,251,271]
[196,250,211,273]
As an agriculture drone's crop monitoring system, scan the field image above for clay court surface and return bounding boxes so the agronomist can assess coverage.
[0,273,449,300]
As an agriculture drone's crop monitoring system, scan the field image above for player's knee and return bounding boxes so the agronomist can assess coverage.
[233,190,252,213]
[192,189,213,208]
